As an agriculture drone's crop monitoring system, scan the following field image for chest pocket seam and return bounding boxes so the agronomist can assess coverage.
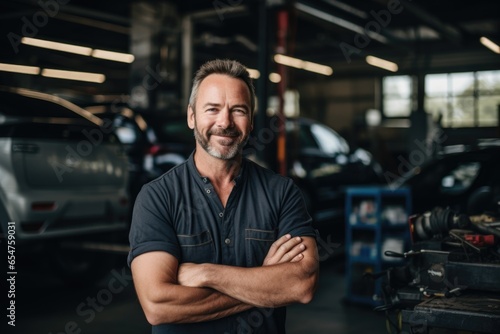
[177,230,215,263]
[245,228,276,266]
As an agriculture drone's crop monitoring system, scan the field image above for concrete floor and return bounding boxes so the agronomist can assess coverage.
[287,257,389,334]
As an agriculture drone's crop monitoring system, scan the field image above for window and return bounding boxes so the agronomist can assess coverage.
[382,75,413,117]
[425,70,500,127]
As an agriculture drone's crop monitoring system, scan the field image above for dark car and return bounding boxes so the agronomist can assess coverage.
[390,141,500,216]
[282,117,384,235]
[244,116,384,238]
[86,105,194,205]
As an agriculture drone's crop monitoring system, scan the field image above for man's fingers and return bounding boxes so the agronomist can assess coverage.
[290,253,304,262]
[263,235,306,265]
[279,243,306,264]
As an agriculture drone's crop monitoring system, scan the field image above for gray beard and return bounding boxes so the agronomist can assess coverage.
[193,125,248,160]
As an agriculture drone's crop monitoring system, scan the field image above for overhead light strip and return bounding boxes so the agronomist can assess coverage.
[365,55,398,72]
[41,69,106,83]
[274,54,333,76]
[0,62,106,83]
[21,37,134,63]
[22,37,92,56]
[92,49,135,63]
[0,63,40,75]
[480,37,500,54]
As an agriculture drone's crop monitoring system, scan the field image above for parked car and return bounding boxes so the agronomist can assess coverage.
[0,87,129,285]
[391,141,500,216]
[85,104,195,205]
[282,117,384,237]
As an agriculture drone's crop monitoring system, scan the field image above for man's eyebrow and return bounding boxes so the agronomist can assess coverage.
[202,102,222,109]
[230,104,250,111]
[201,103,250,111]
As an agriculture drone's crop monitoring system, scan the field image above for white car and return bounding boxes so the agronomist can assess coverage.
[0,87,129,284]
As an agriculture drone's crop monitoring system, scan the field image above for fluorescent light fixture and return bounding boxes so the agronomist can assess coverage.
[247,68,260,79]
[41,69,106,83]
[274,54,333,76]
[22,37,92,56]
[269,73,281,83]
[366,55,398,72]
[21,37,134,63]
[92,49,135,63]
[480,36,500,54]
[0,62,40,75]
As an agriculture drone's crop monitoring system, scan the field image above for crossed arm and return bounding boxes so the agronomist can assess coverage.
[131,234,319,325]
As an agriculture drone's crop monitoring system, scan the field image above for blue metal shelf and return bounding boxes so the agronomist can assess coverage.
[344,186,412,307]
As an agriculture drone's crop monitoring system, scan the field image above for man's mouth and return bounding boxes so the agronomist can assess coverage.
[210,130,240,138]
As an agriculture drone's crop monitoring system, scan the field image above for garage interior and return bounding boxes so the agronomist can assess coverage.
[1,0,500,333]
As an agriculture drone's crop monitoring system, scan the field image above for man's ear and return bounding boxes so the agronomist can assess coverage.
[187,105,195,129]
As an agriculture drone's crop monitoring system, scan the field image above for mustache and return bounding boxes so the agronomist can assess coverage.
[208,129,241,137]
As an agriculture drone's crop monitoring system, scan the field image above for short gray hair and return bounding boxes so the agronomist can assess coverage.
[188,59,256,114]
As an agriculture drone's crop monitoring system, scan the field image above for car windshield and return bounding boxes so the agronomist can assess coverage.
[309,123,350,154]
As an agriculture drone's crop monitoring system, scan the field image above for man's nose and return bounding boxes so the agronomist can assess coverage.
[217,108,233,128]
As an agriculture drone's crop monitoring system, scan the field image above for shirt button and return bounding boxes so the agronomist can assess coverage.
[219,212,223,218]
[202,177,208,183]
[206,189,211,194]
[225,238,231,245]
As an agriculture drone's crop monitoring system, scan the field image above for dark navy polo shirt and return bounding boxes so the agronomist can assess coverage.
[128,152,316,334]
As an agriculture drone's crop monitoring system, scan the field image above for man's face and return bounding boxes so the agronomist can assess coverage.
[188,74,253,160]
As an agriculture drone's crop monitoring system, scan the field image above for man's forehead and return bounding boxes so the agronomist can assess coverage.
[197,74,251,102]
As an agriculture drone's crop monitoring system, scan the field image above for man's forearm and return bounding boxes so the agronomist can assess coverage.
[200,259,318,308]
[144,284,252,324]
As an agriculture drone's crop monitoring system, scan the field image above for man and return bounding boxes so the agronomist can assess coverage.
[128,59,319,333]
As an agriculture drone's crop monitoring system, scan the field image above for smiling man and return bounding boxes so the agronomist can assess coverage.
[128,59,319,334]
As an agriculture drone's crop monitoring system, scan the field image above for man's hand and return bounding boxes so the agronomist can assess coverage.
[177,263,206,288]
[262,234,306,266]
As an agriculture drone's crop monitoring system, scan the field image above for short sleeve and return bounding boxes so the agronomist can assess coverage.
[278,179,317,239]
[127,182,181,267]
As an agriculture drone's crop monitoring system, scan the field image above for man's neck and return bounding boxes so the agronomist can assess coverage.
[193,149,243,187]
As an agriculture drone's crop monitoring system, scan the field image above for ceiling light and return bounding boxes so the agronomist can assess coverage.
[274,54,333,76]
[22,37,92,56]
[0,63,40,75]
[247,68,260,79]
[480,37,500,54]
[41,69,106,83]
[365,55,398,72]
[269,73,281,83]
[21,37,134,63]
[92,49,135,63]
